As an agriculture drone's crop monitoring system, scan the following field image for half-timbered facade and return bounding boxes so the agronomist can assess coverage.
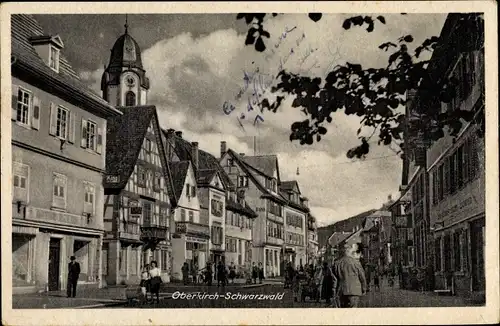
[102,106,176,285]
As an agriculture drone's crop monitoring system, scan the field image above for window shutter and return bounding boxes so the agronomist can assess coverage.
[12,85,19,121]
[49,103,57,135]
[31,96,41,130]
[97,127,103,154]
[68,111,75,144]
[80,118,88,148]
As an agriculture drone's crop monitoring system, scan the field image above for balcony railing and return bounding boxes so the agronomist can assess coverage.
[141,219,169,241]
[175,221,210,238]
[119,223,141,241]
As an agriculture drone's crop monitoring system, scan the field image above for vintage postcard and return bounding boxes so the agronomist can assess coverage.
[1,1,498,325]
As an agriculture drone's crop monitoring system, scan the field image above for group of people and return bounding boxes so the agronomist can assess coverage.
[286,242,368,308]
[139,261,163,304]
[181,260,244,286]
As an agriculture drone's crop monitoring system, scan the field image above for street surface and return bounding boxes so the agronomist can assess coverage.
[13,279,482,309]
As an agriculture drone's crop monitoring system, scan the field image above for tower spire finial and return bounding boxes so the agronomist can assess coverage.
[124,14,128,34]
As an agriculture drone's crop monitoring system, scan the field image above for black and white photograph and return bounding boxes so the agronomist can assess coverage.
[1,1,498,325]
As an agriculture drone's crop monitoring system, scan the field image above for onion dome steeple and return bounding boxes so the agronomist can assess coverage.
[101,15,150,106]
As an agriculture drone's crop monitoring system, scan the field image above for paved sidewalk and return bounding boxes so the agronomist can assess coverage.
[12,278,283,309]
[360,278,483,307]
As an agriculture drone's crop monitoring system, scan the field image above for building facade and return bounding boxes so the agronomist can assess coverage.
[280,181,308,270]
[168,160,210,281]
[102,106,176,285]
[425,14,485,299]
[306,214,319,265]
[222,149,288,277]
[11,14,122,294]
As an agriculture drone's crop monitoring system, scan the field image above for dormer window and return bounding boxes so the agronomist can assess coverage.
[49,45,60,72]
[29,35,64,73]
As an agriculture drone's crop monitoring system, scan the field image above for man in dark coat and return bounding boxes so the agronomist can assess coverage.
[332,243,367,308]
[67,256,81,298]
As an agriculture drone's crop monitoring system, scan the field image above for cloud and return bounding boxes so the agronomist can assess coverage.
[78,13,446,223]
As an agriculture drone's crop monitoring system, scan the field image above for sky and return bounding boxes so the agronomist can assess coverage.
[33,13,447,227]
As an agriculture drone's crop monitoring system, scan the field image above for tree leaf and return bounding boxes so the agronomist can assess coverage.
[255,37,266,52]
[245,30,256,45]
[342,19,352,30]
[377,16,386,24]
[236,13,245,20]
[318,126,327,135]
[404,35,414,43]
[261,30,270,38]
[308,13,323,22]
[244,15,254,24]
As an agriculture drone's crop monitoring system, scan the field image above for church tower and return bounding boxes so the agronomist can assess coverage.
[101,17,150,106]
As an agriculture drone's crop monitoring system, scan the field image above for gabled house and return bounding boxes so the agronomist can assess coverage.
[11,14,122,294]
[168,160,209,281]
[279,181,309,270]
[221,148,288,277]
[103,106,176,285]
[163,130,230,266]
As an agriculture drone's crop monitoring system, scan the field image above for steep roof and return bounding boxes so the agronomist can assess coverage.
[280,180,301,194]
[166,132,234,189]
[242,155,279,178]
[168,161,190,202]
[227,149,287,205]
[196,169,221,187]
[328,232,352,247]
[104,106,177,206]
[226,198,258,218]
[11,14,120,117]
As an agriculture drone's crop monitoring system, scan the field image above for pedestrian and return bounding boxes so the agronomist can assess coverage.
[251,262,258,284]
[319,261,334,305]
[258,262,264,284]
[182,262,189,285]
[148,260,162,304]
[192,262,199,284]
[217,261,226,287]
[228,262,236,284]
[205,262,213,286]
[332,242,367,308]
[66,256,81,298]
[140,264,150,304]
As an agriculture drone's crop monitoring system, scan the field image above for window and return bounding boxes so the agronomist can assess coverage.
[211,225,223,245]
[189,211,194,222]
[154,172,162,192]
[83,120,97,151]
[186,184,191,197]
[83,182,95,215]
[453,231,462,271]
[137,166,146,187]
[12,162,29,203]
[125,91,136,106]
[211,199,223,217]
[160,208,169,227]
[191,185,196,197]
[15,88,31,125]
[56,106,68,139]
[181,209,186,221]
[268,200,282,217]
[142,139,152,162]
[238,176,249,188]
[143,201,152,226]
[227,159,234,167]
[49,45,60,72]
[52,173,67,209]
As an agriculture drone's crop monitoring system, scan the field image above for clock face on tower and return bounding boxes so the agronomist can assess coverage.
[126,76,135,87]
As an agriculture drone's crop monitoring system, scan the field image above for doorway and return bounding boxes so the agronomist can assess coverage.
[48,238,61,291]
[470,219,485,292]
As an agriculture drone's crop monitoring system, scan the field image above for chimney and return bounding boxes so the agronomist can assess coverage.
[388,194,392,202]
[239,153,245,157]
[220,141,227,158]
[175,131,183,138]
[191,142,199,171]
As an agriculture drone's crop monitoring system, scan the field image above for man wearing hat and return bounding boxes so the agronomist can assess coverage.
[67,256,81,298]
[332,241,367,308]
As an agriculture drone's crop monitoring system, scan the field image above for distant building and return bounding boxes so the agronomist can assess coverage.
[280,181,309,270]
[11,14,122,294]
[306,213,319,265]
